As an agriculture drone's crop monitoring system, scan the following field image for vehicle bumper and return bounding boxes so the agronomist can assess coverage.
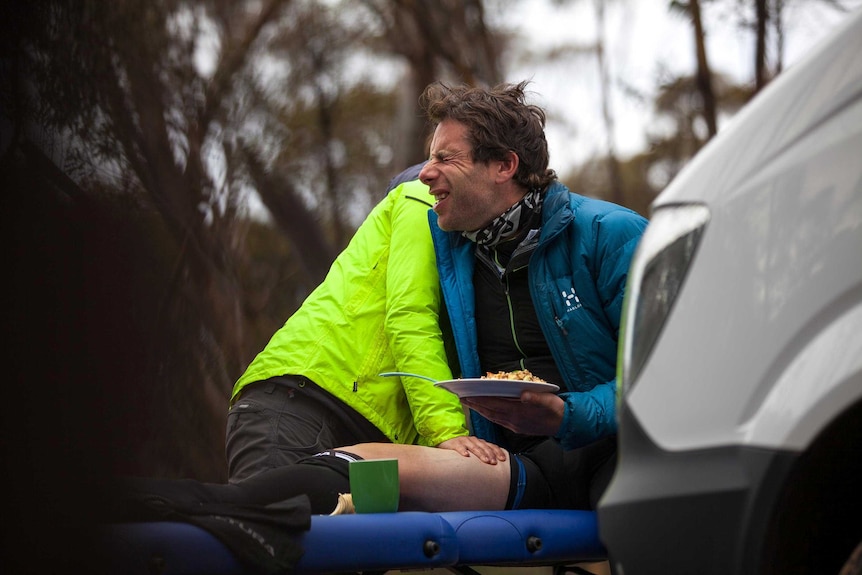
[597,405,798,575]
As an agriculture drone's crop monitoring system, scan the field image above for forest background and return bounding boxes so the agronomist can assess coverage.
[1,0,859,567]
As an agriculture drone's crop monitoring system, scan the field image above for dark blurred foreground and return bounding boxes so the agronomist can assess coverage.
[1,139,232,573]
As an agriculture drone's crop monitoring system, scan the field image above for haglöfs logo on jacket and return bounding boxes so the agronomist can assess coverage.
[561,287,582,311]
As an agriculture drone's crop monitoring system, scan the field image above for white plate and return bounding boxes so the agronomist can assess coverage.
[434,378,560,398]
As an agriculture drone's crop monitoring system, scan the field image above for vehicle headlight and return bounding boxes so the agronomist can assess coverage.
[618,203,710,399]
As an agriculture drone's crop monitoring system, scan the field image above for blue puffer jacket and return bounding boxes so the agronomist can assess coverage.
[429,181,648,450]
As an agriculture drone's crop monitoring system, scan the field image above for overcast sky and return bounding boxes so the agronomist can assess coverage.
[491,0,862,174]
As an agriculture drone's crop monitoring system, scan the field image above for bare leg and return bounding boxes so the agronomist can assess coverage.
[343,443,511,512]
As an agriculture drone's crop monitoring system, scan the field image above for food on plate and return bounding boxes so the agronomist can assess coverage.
[482,369,547,383]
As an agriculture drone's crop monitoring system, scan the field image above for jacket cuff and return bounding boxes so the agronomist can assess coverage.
[555,385,617,450]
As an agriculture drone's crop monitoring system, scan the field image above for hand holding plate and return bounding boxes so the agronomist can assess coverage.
[462,391,565,437]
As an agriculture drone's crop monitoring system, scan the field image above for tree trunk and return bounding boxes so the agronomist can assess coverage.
[244,150,338,286]
[594,0,625,205]
[689,0,718,138]
[755,0,769,91]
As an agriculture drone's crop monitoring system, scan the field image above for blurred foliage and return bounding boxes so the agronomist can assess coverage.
[238,219,306,359]
[1,0,854,488]
[1,0,504,483]
[563,69,754,215]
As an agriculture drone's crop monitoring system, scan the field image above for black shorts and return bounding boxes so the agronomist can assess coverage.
[225,376,389,483]
[508,434,617,510]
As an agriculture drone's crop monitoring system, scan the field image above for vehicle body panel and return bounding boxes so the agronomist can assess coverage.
[599,9,862,575]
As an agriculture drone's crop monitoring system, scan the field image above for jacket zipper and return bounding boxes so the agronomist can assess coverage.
[495,250,528,362]
[554,315,568,336]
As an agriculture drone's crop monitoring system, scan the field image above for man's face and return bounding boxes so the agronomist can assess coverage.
[419,119,508,232]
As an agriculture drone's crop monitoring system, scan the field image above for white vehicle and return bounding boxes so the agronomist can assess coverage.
[598,9,862,575]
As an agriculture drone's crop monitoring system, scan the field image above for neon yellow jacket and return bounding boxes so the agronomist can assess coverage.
[231,179,468,446]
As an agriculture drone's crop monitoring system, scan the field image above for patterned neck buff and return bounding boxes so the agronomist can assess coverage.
[463,188,544,247]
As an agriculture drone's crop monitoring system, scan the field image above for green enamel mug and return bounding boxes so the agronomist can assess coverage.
[349,458,399,513]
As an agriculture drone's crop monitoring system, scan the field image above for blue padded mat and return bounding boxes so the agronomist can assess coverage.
[442,509,605,566]
[296,512,459,572]
[96,509,605,574]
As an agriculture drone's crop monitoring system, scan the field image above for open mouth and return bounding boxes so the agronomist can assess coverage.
[432,192,449,209]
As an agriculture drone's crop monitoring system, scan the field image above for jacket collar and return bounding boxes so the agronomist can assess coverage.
[538,181,577,243]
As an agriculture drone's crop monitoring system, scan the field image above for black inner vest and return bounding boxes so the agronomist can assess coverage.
[472,229,563,386]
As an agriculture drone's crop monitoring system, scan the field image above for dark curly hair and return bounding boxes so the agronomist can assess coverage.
[419,81,557,190]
